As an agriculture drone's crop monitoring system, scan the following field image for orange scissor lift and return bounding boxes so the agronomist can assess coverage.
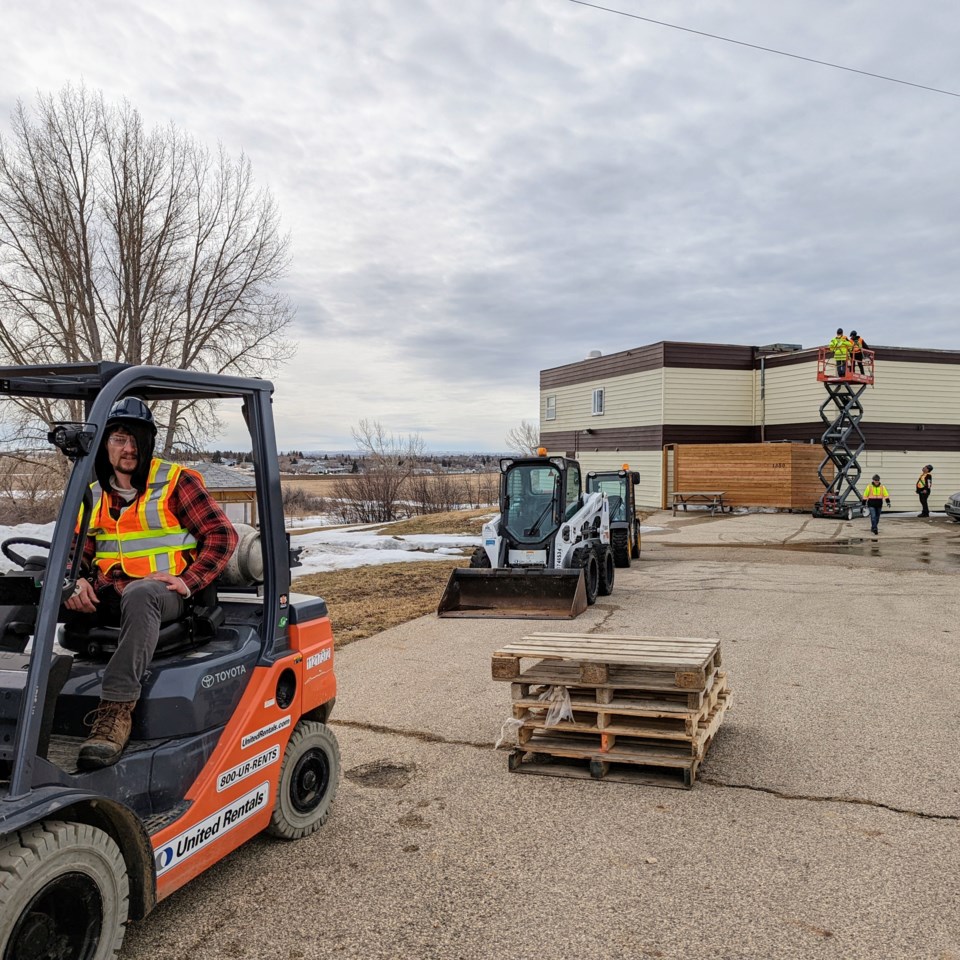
[812,346,875,518]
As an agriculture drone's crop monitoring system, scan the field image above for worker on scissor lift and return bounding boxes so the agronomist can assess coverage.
[849,330,868,376]
[828,328,852,379]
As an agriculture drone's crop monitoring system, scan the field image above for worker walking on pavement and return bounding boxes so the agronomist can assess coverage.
[863,474,891,535]
[916,464,933,517]
[828,328,852,379]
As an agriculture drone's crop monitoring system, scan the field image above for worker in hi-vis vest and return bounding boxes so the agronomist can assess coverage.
[828,328,852,379]
[863,474,891,536]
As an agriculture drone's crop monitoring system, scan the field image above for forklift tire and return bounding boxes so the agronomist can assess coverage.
[0,820,129,960]
[468,547,491,568]
[574,548,599,605]
[596,545,615,596]
[611,530,631,568]
[268,721,341,840]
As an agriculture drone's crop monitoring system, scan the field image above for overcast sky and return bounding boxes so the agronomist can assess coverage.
[2,1,959,451]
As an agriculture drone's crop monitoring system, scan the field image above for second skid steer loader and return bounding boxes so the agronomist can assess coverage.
[438,449,614,619]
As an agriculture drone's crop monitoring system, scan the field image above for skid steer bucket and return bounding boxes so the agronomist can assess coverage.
[437,568,588,619]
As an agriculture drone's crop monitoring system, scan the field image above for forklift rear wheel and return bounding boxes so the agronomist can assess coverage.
[0,820,128,960]
[268,721,341,840]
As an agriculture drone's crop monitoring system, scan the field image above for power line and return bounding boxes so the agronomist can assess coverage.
[565,0,960,99]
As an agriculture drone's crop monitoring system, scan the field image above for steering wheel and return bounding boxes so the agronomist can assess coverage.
[1,537,51,568]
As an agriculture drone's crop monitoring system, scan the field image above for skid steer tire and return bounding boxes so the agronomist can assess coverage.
[611,529,631,568]
[574,548,600,605]
[268,721,341,840]
[0,820,129,960]
[469,547,492,569]
[596,545,615,596]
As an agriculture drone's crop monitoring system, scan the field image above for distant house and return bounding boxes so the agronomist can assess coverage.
[189,462,258,525]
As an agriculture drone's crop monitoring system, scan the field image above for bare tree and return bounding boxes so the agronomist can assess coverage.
[0,83,295,451]
[331,420,425,523]
[505,419,541,456]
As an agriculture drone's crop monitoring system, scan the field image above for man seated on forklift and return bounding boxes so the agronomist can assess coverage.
[63,397,238,770]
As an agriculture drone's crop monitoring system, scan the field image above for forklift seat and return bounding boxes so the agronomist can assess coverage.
[59,582,225,660]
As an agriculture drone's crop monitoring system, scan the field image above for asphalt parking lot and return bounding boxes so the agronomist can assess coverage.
[122,510,960,960]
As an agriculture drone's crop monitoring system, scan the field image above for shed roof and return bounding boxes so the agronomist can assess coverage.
[189,462,257,490]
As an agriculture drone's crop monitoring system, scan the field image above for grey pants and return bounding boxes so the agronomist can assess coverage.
[101,579,184,702]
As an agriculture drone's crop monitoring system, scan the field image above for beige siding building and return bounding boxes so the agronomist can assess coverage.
[540,341,960,511]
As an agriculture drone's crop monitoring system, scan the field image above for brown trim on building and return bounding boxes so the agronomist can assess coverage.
[544,421,960,453]
[663,424,758,445]
[541,341,960,388]
[663,342,755,370]
[540,425,664,452]
[540,343,664,390]
[763,346,960,369]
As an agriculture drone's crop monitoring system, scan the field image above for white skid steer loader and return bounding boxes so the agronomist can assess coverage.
[437,449,614,619]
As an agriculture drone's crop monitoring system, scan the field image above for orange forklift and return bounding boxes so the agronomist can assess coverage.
[0,363,339,959]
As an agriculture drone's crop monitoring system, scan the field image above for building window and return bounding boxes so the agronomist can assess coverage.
[592,388,605,416]
[545,395,556,421]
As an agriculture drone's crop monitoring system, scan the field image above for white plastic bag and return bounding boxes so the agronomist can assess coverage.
[539,684,574,727]
[494,717,524,750]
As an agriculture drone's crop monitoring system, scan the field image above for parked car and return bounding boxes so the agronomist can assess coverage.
[945,493,960,521]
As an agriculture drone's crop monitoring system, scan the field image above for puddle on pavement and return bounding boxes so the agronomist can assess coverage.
[682,536,960,571]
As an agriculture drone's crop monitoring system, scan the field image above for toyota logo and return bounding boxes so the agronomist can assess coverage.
[201,674,214,689]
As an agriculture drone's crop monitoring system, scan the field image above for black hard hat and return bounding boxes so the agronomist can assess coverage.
[836,328,843,335]
[850,330,858,337]
[925,464,933,472]
[872,474,881,482]
[106,397,156,438]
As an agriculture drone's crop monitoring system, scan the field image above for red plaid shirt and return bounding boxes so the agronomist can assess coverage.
[83,469,239,596]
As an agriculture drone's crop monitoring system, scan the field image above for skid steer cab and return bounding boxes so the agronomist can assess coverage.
[438,448,614,619]
[0,363,339,960]
[586,465,642,568]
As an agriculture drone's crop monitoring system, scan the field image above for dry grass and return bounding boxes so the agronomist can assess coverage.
[372,507,493,536]
[289,506,488,643]
[291,558,466,645]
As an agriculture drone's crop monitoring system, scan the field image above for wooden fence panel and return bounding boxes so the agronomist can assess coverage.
[673,443,829,510]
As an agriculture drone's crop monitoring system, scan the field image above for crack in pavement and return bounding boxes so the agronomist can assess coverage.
[331,720,958,821]
[331,718,491,750]
[698,776,958,821]
[587,604,619,632]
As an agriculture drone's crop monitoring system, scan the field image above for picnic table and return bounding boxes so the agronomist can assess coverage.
[671,491,730,516]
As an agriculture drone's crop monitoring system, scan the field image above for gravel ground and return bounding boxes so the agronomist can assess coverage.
[121,510,960,960]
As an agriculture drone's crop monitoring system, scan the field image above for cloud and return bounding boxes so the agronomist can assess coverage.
[2,0,959,450]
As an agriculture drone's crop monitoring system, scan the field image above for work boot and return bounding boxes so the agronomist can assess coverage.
[78,700,136,770]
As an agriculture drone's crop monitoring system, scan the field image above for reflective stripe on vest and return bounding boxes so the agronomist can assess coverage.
[864,485,887,499]
[89,458,199,577]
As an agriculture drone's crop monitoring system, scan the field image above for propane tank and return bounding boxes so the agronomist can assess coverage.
[221,522,264,586]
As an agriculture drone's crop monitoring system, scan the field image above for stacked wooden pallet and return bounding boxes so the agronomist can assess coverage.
[492,632,731,789]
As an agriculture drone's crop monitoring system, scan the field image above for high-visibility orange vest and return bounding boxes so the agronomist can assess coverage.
[88,458,200,577]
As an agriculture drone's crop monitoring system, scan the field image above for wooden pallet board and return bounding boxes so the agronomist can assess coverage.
[514,691,731,756]
[508,752,698,790]
[511,669,728,717]
[492,633,721,690]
